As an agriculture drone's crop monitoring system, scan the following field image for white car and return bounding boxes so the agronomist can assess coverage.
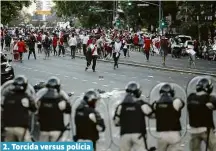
[175,35,192,47]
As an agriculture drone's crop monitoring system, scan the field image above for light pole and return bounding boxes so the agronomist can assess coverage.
[138,0,163,34]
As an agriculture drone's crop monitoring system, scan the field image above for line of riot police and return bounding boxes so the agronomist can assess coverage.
[1,75,216,151]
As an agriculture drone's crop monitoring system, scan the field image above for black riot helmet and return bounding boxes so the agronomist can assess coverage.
[46,76,61,91]
[196,78,213,94]
[83,90,99,108]
[159,83,175,97]
[13,75,28,92]
[125,81,142,98]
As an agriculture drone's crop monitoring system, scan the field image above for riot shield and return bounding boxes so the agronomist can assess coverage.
[149,83,187,139]
[186,76,216,130]
[106,90,127,147]
[71,95,111,150]
[186,76,216,96]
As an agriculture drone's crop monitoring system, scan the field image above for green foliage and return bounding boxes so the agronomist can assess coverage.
[1,1,31,24]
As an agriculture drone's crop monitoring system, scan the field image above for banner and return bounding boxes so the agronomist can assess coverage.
[1,142,93,151]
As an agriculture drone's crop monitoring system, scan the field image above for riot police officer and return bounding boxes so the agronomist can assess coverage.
[187,77,216,151]
[1,75,37,142]
[113,81,154,151]
[151,83,185,151]
[36,76,71,142]
[74,89,105,151]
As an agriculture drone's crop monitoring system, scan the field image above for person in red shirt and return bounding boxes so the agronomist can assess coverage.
[144,37,152,61]
[17,37,26,63]
[37,33,42,53]
[58,36,65,57]
[52,34,58,56]
[133,34,139,51]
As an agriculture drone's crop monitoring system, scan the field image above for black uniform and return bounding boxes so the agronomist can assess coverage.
[37,88,71,132]
[155,94,182,132]
[115,94,148,136]
[74,101,105,150]
[187,93,216,129]
[1,79,37,142]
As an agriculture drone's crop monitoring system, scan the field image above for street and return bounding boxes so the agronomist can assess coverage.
[11,52,215,151]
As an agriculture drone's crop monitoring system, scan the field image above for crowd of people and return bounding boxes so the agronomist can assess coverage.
[1,74,216,151]
[0,26,172,68]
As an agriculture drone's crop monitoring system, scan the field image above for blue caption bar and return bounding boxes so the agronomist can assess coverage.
[1,142,93,151]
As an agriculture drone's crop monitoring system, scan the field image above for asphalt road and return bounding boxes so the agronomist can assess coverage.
[11,53,215,151]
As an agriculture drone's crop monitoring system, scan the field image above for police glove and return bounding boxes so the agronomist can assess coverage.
[58,101,66,111]
[21,98,29,108]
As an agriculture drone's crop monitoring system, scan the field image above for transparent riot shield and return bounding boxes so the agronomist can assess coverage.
[71,95,111,151]
[186,76,216,129]
[186,76,216,96]
[149,83,187,139]
[106,90,127,148]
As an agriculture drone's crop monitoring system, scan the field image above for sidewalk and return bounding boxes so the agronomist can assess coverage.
[68,49,216,76]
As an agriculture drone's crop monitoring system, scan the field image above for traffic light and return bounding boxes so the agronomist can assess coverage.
[128,2,132,5]
[116,19,120,26]
[160,19,168,28]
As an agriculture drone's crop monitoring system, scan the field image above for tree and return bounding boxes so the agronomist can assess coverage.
[53,1,114,27]
[1,1,31,24]
[177,1,216,40]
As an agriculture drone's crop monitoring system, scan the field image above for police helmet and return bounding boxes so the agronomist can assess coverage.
[196,78,213,94]
[159,83,175,97]
[13,75,28,92]
[83,90,99,107]
[125,81,142,98]
[46,76,61,91]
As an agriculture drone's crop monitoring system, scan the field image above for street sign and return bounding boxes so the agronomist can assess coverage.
[213,21,216,27]
[137,3,149,7]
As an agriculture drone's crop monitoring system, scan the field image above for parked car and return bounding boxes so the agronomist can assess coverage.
[1,53,15,85]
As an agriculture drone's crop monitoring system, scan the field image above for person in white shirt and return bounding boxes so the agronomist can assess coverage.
[85,38,98,72]
[82,33,89,56]
[113,38,122,70]
[68,33,77,59]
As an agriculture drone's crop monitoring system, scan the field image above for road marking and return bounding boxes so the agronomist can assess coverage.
[109,81,115,83]
[120,75,126,77]
[55,74,60,76]
[73,77,77,80]
[64,76,69,78]
[131,77,137,79]
[82,80,87,82]
[102,85,109,87]
[144,79,151,81]
[92,82,98,84]
[148,75,154,78]
[180,72,184,74]
[34,69,38,72]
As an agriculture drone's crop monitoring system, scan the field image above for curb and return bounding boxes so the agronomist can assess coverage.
[73,54,216,77]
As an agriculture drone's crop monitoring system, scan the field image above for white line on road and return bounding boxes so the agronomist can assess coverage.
[92,82,98,84]
[144,79,151,81]
[148,75,154,78]
[64,76,69,78]
[120,75,126,77]
[34,69,38,72]
[73,77,78,80]
[55,74,60,76]
[102,85,109,87]
[131,77,137,79]
[82,80,87,82]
